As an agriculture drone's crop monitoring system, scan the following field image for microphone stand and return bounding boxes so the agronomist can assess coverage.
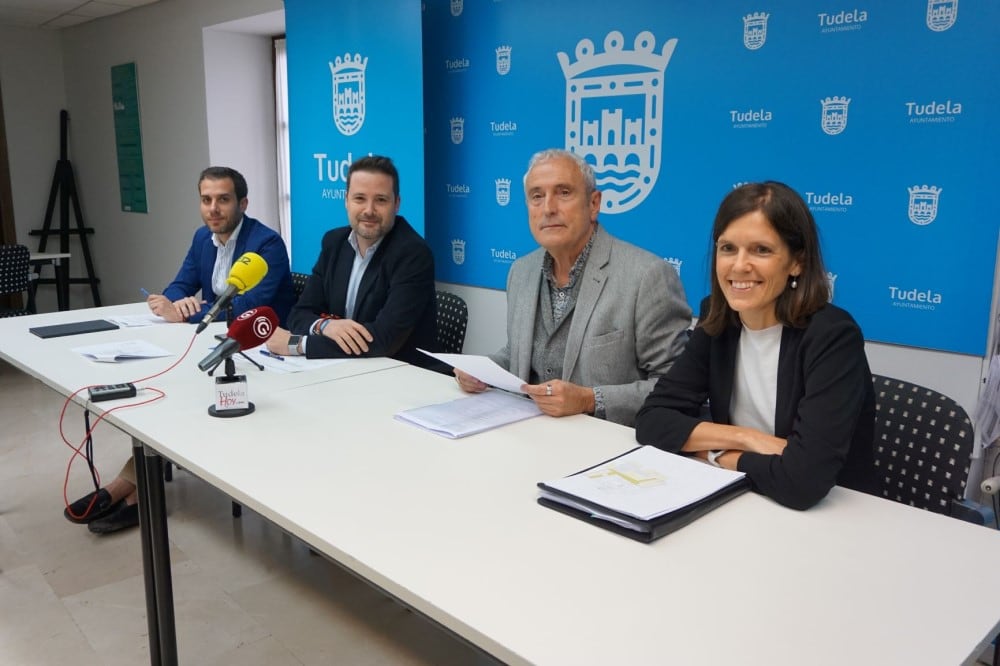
[206,356,256,417]
[224,304,264,371]
[205,304,258,418]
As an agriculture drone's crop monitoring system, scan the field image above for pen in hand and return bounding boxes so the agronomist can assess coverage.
[259,349,285,361]
[140,288,151,298]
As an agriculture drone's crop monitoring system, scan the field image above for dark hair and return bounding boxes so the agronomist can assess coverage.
[347,155,400,198]
[198,166,248,201]
[699,181,829,336]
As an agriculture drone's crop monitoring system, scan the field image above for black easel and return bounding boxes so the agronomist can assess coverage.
[30,110,101,309]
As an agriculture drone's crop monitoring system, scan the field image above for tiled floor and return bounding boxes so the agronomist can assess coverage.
[0,361,491,665]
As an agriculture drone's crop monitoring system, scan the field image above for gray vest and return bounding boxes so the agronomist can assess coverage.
[528,273,579,384]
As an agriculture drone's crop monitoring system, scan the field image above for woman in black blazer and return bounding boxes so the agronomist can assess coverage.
[635,182,876,510]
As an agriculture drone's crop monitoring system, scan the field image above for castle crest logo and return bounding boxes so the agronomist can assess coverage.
[451,239,466,265]
[450,117,465,144]
[496,45,512,76]
[329,53,367,136]
[495,178,511,206]
[820,96,850,135]
[907,185,941,225]
[450,0,463,17]
[743,12,769,50]
[926,0,958,31]
[558,30,678,214]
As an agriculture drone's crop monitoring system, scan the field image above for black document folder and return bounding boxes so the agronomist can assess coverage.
[29,319,119,339]
[537,447,751,543]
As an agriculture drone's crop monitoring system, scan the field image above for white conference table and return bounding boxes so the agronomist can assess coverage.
[3,305,1000,665]
[0,302,404,664]
[0,303,404,398]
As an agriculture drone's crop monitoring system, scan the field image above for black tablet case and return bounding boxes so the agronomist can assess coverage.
[29,319,119,338]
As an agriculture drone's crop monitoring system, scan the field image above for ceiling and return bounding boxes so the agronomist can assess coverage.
[0,0,160,30]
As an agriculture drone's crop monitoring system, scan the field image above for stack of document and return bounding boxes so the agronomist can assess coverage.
[538,446,749,542]
[395,389,542,438]
[71,340,172,363]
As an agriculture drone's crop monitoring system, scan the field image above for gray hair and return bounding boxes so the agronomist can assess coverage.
[522,148,597,195]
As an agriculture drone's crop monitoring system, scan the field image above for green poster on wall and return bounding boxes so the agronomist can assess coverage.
[111,62,147,213]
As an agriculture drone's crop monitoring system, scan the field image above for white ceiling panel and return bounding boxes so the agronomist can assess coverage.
[0,0,161,30]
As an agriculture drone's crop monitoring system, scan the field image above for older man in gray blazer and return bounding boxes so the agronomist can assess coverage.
[455,148,691,426]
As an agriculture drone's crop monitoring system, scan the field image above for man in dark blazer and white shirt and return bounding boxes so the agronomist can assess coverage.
[266,155,436,367]
[454,149,691,426]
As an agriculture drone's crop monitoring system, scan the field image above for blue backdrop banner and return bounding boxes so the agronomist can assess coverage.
[422,0,998,356]
[285,0,425,274]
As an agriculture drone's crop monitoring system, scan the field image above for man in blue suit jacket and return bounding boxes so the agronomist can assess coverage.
[67,166,296,535]
[147,166,295,325]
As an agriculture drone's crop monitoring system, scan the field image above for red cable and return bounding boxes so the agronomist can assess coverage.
[61,328,199,519]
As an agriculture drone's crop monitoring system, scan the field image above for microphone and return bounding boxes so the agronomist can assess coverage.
[197,306,278,372]
[195,252,269,334]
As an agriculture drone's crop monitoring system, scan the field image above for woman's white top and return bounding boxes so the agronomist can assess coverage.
[730,323,783,435]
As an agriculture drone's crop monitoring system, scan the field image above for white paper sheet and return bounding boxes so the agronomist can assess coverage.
[227,345,348,374]
[541,446,746,521]
[395,390,542,438]
[417,349,526,393]
[72,340,172,363]
[105,313,168,327]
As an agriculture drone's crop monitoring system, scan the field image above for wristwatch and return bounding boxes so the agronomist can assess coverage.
[287,335,303,356]
[707,450,725,467]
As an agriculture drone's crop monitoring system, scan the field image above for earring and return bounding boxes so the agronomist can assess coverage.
[790,277,798,290]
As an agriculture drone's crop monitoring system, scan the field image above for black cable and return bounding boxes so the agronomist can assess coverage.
[83,409,100,492]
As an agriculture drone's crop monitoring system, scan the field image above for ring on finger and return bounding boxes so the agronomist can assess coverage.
[545,384,553,396]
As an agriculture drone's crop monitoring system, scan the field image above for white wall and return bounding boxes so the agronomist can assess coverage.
[0,26,67,313]
[47,0,283,309]
[203,26,279,232]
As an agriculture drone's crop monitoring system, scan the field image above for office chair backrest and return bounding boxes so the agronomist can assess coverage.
[435,290,468,354]
[872,374,973,515]
[291,271,309,298]
[0,244,34,317]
